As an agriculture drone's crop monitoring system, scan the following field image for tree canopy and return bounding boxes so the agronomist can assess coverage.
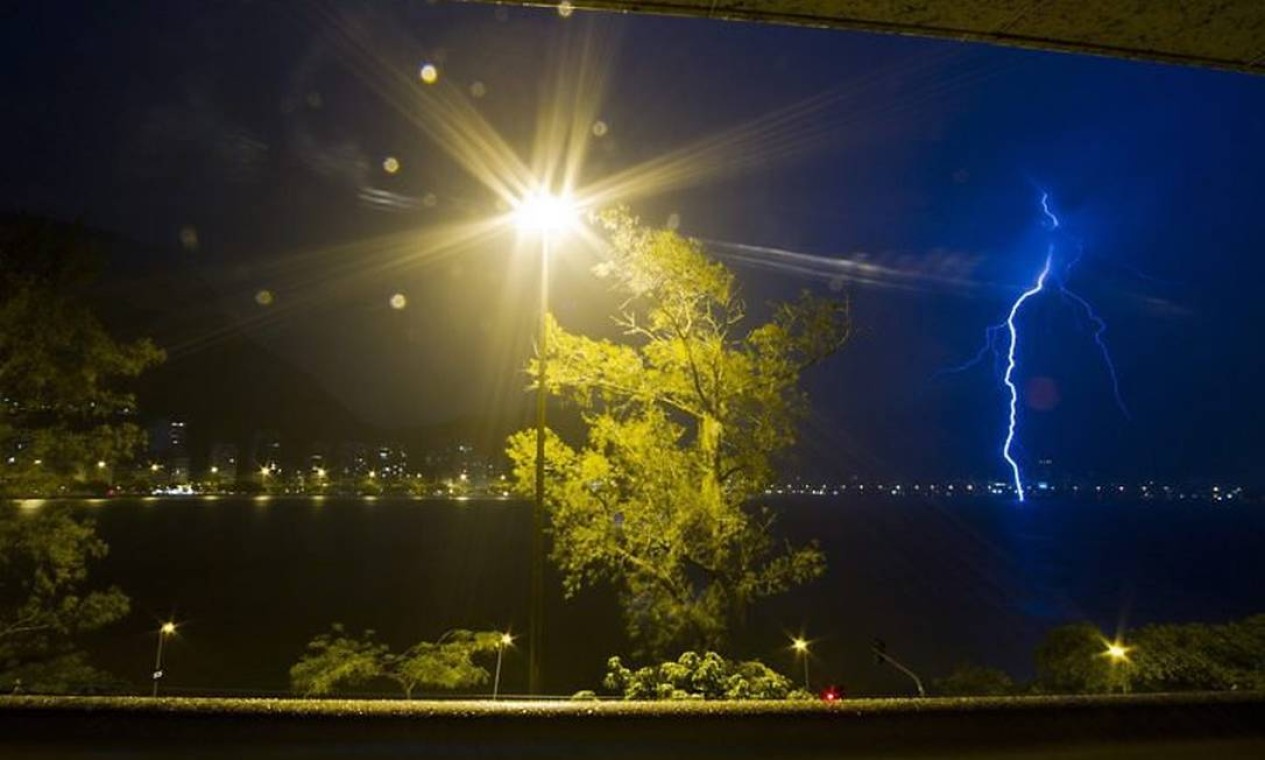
[507,209,850,656]
[289,624,388,697]
[290,626,505,698]
[384,630,502,699]
[603,650,810,700]
[0,503,130,693]
[1129,615,1265,692]
[932,662,1015,697]
[0,218,163,497]
[1033,621,1126,694]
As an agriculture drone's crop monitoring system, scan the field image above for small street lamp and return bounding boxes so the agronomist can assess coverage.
[492,631,514,700]
[152,621,176,697]
[1103,639,1132,693]
[791,637,811,691]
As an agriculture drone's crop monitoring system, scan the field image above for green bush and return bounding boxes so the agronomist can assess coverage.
[603,651,812,700]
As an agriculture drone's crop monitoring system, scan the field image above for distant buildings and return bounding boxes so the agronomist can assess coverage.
[146,419,190,486]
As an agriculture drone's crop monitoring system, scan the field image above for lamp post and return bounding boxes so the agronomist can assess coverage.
[1104,640,1132,694]
[152,621,176,697]
[792,637,811,691]
[492,632,514,700]
[871,639,926,697]
[514,189,577,696]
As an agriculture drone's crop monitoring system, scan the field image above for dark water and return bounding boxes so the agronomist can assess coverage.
[56,495,1265,696]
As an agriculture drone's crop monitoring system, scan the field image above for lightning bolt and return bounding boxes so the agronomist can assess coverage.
[1002,252,1052,502]
[943,191,1127,502]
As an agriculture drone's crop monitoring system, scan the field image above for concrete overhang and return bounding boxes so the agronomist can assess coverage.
[477,1,1265,75]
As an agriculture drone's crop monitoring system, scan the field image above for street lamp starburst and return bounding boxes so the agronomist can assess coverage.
[493,630,515,700]
[153,621,177,697]
[513,190,578,235]
[1105,641,1130,662]
[790,636,811,691]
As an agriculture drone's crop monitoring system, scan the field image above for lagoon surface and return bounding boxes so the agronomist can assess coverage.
[57,495,1265,697]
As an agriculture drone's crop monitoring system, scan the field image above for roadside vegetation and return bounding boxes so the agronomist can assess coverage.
[289,626,507,699]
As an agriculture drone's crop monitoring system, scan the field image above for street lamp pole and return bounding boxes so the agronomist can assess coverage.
[513,189,575,697]
[493,632,514,700]
[1105,641,1132,694]
[530,234,549,696]
[792,638,811,691]
[152,622,175,697]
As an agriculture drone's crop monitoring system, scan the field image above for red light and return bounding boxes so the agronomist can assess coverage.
[820,686,842,702]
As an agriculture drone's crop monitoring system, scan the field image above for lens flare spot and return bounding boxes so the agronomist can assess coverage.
[179,226,199,251]
[558,1,574,18]
[1025,376,1061,411]
[382,156,400,174]
[666,212,681,230]
[389,293,407,310]
[592,120,608,137]
[422,192,438,208]
[470,81,487,98]
[419,64,439,85]
[255,289,274,306]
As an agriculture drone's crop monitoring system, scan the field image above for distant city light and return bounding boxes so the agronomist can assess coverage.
[161,622,177,635]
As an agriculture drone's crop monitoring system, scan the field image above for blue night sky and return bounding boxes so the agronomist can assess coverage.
[3,1,1264,485]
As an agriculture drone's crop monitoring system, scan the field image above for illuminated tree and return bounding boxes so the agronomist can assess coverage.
[603,651,809,700]
[289,624,387,697]
[384,630,502,699]
[507,208,850,656]
[290,626,505,698]
[0,218,164,497]
[1033,621,1127,694]
[0,503,130,693]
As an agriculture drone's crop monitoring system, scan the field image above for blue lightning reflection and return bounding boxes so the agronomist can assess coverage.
[945,191,1127,502]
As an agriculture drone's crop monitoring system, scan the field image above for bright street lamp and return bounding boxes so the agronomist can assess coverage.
[513,190,577,234]
[791,637,811,691]
[1103,640,1132,693]
[514,187,578,696]
[152,621,176,697]
[492,631,514,700]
